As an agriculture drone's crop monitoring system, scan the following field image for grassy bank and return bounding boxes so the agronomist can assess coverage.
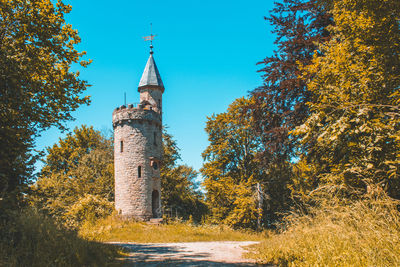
[247,189,400,266]
[80,215,264,243]
[0,209,121,267]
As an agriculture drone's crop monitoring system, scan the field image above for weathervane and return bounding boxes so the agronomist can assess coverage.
[143,23,156,54]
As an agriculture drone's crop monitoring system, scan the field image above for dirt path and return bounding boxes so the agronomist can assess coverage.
[111,241,263,266]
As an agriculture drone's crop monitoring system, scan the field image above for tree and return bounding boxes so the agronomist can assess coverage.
[201,98,268,228]
[161,130,206,221]
[30,126,113,227]
[248,0,331,199]
[295,0,400,197]
[0,0,90,208]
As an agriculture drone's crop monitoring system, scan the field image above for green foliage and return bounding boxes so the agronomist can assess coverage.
[247,186,400,266]
[201,97,267,228]
[65,194,114,228]
[30,125,114,227]
[161,130,207,221]
[295,0,400,197]
[289,158,319,200]
[0,0,91,208]
[247,0,332,222]
[203,0,331,228]
[0,208,120,267]
[161,128,181,171]
[32,125,205,226]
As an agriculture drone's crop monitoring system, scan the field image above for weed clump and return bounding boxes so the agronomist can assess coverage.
[248,186,400,266]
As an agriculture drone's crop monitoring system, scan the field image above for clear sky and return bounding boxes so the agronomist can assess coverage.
[35,0,276,173]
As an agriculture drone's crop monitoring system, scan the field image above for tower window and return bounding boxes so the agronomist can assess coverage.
[120,141,123,153]
[158,99,161,108]
[154,132,157,146]
[138,166,142,178]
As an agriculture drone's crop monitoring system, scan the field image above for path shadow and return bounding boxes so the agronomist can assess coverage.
[114,243,269,267]
[120,259,266,266]
[120,243,210,262]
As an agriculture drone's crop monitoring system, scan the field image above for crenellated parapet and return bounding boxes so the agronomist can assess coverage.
[112,104,162,129]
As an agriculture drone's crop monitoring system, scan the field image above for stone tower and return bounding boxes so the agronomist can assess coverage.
[112,44,164,220]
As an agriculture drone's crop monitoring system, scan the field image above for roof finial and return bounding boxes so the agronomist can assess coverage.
[143,23,156,55]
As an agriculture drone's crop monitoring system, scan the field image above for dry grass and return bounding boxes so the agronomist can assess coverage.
[247,187,400,266]
[0,208,122,267]
[79,215,264,243]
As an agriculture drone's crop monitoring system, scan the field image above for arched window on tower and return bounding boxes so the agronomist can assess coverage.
[138,166,142,178]
[120,141,123,153]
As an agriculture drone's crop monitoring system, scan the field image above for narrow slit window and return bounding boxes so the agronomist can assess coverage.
[138,166,142,178]
[158,99,161,108]
[154,132,157,146]
[120,141,123,153]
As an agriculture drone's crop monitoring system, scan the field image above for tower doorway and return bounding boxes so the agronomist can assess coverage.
[152,190,160,218]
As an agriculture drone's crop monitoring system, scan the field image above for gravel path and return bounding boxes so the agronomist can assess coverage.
[110,241,263,266]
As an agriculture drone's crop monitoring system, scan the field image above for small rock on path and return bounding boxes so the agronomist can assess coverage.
[110,241,264,266]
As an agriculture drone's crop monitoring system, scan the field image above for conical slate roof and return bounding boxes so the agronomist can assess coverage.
[138,54,164,90]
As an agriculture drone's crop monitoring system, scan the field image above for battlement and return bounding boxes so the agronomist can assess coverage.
[112,103,162,128]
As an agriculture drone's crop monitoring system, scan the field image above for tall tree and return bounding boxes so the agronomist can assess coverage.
[0,0,90,207]
[248,0,331,199]
[295,0,400,197]
[201,98,267,228]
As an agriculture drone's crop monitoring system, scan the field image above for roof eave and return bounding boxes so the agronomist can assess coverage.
[138,84,165,93]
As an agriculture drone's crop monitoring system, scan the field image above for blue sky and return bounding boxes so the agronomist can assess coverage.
[35,0,276,173]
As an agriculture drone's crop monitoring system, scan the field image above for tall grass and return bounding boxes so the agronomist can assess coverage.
[0,208,121,267]
[80,215,264,243]
[248,186,400,266]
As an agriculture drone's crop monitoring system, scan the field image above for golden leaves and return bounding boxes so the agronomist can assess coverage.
[295,0,400,194]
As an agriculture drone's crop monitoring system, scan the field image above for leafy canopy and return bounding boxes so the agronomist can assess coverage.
[0,0,91,206]
[30,126,113,228]
[295,0,400,197]
[201,97,265,228]
[246,0,332,217]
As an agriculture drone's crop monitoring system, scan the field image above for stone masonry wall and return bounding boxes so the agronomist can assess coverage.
[113,105,162,220]
[139,88,163,113]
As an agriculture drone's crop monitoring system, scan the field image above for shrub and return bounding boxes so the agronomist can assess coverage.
[0,208,120,267]
[65,194,114,228]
